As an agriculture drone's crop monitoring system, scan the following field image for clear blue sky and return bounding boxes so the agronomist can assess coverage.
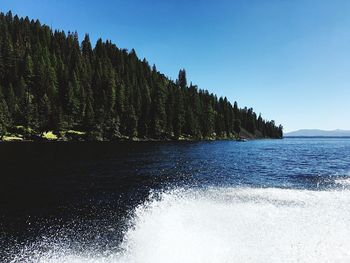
[1,0,350,132]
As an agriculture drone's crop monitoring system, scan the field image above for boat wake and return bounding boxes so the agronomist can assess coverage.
[9,187,350,263]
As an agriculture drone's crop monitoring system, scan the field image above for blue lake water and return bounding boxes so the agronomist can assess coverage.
[1,138,350,262]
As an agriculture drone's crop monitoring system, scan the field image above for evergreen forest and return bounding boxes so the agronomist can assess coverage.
[0,11,283,141]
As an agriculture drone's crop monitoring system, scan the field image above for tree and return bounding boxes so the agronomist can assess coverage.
[38,94,51,133]
[105,66,116,114]
[234,119,241,137]
[138,84,151,137]
[0,89,10,138]
[23,54,34,85]
[173,87,185,137]
[126,105,137,138]
[177,69,187,88]
[202,103,215,138]
[5,83,16,117]
[278,125,283,138]
[82,34,93,61]
[150,82,166,138]
[233,101,239,119]
[244,107,256,134]
[83,96,94,131]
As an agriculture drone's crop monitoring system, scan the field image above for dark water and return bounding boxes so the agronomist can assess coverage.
[1,138,350,262]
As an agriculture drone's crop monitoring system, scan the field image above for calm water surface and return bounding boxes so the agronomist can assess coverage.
[1,138,350,262]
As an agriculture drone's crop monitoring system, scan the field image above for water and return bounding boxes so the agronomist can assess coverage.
[1,138,350,262]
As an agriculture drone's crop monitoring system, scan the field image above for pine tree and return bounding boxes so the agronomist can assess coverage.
[138,84,151,137]
[177,69,187,88]
[233,101,239,120]
[0,88,10,138]
[234,119,241,137]
[83,95,94,131]
[5,83,16,117]
[202,102,215,138]
[82,34,93,61]
[126,105,137,138]
[173,87,185,138]
[105,66,116,115]
[150,82,166,138]
[66,73,81,125]
[38,94,51,133]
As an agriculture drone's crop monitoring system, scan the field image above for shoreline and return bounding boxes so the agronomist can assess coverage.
[0,126,281,142]
[0,132,276,143]
[0,135,257,143]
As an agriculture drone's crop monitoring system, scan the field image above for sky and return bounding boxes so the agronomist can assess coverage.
[1,0,350,132]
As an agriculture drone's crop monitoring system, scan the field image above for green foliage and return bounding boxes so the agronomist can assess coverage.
[0,11,283,140]
[0,88,10,137]
[234,119,241,137]
[177,69,187,89]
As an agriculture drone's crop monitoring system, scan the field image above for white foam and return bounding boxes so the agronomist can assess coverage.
[335,178,350,187]
[10,187,350,263]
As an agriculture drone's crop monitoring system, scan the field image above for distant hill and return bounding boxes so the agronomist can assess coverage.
[285,129,350,137]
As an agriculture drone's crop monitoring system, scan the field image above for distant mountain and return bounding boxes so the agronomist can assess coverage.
[285,129,350,137]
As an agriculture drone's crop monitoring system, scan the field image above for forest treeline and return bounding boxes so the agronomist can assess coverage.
[0,11,283,140]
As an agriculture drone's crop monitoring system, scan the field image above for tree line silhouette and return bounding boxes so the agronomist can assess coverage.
[0,11,283,140]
